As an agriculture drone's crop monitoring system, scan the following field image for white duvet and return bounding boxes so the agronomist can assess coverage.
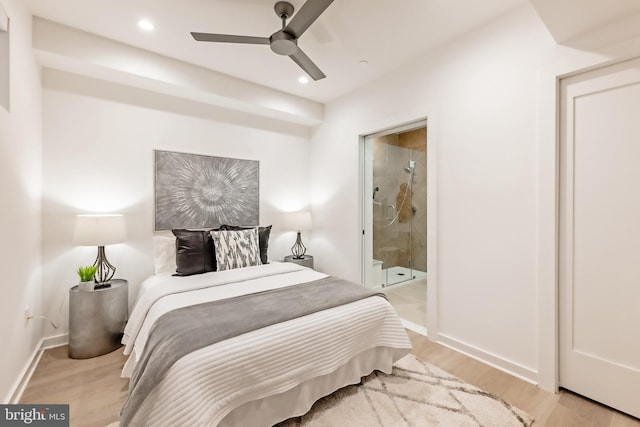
[121,262,412,427]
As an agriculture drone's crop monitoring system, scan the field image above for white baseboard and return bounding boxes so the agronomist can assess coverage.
[437,333,538,385]
[42,333,69,350]
[6,334,69,404]
[6,340,44,404]
[401,319,428,336]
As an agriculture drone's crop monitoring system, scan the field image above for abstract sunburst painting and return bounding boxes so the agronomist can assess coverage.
[154,150,259,231]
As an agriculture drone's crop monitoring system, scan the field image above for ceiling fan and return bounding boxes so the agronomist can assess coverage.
[191,0,334,81]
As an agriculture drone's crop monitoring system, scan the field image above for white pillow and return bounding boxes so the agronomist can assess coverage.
[211,228,262,271]
[153,235,177,274]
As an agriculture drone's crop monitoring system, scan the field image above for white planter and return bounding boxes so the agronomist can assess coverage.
[78,281,95,292]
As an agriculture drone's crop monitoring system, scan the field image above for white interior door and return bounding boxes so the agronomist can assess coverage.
[559,57,640,418]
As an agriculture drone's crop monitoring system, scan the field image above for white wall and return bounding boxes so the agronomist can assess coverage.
[309,3,606,379]
[40,73,312,337]
[0,0,43,402]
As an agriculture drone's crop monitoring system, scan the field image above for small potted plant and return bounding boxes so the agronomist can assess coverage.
[77,265,97,291]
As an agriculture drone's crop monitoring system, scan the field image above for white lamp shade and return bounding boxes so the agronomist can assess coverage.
[73,214,126,246]
[285,211,312,231]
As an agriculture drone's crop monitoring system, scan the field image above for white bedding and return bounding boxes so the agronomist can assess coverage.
[122,262,412,426]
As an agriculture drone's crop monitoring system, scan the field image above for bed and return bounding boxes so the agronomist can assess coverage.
[119,235,412,426]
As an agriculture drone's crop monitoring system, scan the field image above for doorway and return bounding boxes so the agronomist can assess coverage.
[361,120,428,330]
[559,56,640,419]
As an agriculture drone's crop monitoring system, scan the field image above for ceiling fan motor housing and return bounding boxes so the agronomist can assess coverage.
[270,31,298,55]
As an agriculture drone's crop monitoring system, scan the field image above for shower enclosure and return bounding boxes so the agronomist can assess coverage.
[362,124,427,288]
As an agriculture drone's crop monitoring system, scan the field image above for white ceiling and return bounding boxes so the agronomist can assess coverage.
[25,0,527,103]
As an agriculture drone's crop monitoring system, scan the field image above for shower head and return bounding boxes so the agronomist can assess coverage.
[404,160,416,174]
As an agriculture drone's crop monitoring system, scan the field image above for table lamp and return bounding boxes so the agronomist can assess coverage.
[73,214,126,284]
[285,211,312,259]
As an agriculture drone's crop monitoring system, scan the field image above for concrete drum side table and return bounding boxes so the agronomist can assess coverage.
[69,278,128,359]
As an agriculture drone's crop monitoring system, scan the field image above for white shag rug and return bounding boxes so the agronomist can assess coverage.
[106,355,533,427]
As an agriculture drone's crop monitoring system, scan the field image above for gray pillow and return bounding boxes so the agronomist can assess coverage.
[172,229,216,276]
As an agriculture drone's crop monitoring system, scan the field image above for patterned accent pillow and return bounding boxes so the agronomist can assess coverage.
[211,228,262,271]
[219,224,272,264]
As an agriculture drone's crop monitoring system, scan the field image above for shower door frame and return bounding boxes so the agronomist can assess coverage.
[359,116,438,337]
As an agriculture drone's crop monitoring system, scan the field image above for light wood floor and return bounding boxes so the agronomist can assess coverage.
[20,335,640,427]
[20,346,127,427]
[384,278,427,327]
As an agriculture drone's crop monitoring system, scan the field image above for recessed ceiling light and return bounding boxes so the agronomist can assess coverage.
[298,76,310,84]
[137,19,154,31]
[359,60,369,67]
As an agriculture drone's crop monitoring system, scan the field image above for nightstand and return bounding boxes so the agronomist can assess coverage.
[69,279,128,359]
[284,255,314,269]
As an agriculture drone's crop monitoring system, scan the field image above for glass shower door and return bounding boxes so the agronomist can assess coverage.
[368,135,412,287]
[364,125,427,289]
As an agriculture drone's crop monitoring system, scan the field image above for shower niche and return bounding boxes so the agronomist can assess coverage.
[362,124,427,288]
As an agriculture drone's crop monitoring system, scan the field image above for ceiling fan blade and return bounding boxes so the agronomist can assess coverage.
[290,48,326,81]
[284,0,334,38]
[191,32,270,45]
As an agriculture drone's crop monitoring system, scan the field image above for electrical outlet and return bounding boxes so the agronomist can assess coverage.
[24,306,30,326]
